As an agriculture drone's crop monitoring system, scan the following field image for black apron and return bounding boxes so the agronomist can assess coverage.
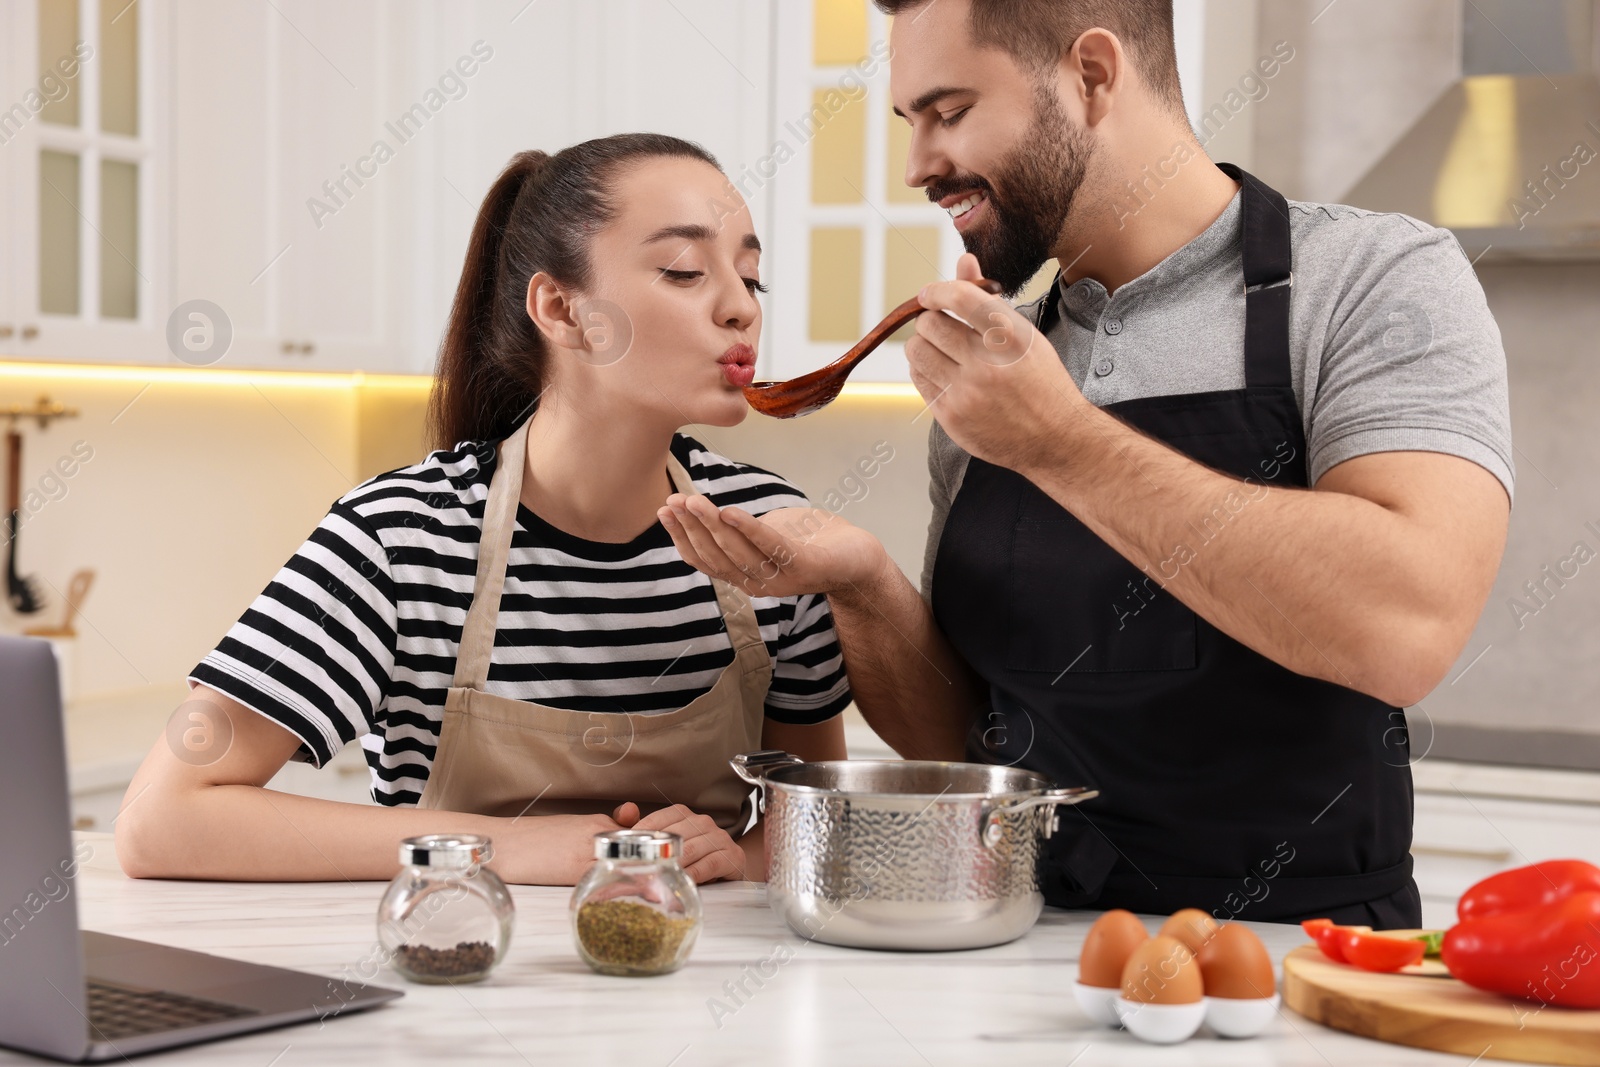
[931,165,1419,927]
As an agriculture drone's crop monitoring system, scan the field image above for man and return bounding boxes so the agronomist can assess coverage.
[658,0,1511,926]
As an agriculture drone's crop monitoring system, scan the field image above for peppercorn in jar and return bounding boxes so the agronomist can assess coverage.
[378,834,514,983]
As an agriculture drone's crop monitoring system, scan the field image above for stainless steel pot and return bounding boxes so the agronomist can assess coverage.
[731,750,1098,951]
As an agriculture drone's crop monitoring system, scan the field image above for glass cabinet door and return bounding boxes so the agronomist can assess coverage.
[767,0,1059,384]
[4,0,163,363]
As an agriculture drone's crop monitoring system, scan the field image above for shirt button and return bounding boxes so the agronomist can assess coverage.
[1105,318,1123,335]
[1095,358,1114,377]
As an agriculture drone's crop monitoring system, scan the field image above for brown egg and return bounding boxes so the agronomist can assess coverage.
[1078,909,1150,989]
[1197,922,1277,999]
[1121,935,1204,1004]
[1159,908,1220,955]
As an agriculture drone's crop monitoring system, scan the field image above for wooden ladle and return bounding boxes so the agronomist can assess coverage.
[744,277,1006,419]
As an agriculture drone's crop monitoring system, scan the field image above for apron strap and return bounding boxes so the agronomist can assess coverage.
[665,455,767,658]
[1216,162,1293,390]
[453,430,768,691]
[1025,164,1292,393]
[453,413,534,691]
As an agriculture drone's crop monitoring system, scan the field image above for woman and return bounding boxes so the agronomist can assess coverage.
[116,134,851,886]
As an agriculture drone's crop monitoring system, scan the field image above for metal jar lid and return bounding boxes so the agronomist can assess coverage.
[398,833,493,869]
[593,829,681,862]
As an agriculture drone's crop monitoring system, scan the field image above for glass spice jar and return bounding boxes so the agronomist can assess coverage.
[571,829,702,976]
[377,834,514,984]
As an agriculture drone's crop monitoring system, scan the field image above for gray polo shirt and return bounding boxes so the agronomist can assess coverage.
[921,191,1515,600]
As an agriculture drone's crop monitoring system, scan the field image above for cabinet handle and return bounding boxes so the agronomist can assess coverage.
[0,325,12,339]
[21,325,38,340]
[299,341,315,355]
[73,815,97,830]
[281,340,296,354]
[1412,844,1514,862]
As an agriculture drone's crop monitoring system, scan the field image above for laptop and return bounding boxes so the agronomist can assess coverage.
[0,635,403,1062]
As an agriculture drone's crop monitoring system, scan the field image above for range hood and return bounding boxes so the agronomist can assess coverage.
[1344,0,1600,260]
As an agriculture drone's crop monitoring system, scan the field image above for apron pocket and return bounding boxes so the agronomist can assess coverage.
[1005,521,1197,673]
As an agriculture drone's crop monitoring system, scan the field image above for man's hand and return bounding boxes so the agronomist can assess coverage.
[657,497,889,599]
[908,252,1085,471]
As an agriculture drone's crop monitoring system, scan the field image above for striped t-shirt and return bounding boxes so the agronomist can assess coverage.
[189,432,852,807]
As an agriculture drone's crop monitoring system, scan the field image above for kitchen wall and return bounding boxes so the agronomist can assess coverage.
[0,366,937,701]
[1438,264,1600,754]
[0,367,414,697]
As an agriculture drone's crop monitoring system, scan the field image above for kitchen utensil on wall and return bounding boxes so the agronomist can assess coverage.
[2,395,83,617]
[743,277,1006,418]
[5,424,44,614]
[23,568,95,637]
[731,750,1098,950]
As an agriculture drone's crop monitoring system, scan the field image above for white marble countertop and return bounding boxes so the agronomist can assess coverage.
[14,832,1524,1067]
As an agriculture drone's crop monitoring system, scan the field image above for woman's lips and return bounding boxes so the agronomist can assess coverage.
[720,343,756,388]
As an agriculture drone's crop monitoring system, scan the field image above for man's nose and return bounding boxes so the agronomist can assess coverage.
[903,128,947,196]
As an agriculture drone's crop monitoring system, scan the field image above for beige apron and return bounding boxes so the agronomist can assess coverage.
[416,413,772,831]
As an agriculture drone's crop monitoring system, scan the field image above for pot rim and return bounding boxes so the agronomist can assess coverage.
[755,757,1065,802]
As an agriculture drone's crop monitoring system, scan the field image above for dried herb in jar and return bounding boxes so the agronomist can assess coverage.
[575,899,696,971]
[395,940,497,979]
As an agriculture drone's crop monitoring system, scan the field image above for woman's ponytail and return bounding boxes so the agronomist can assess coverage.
[426,150,549,452]
[425,134,723,453]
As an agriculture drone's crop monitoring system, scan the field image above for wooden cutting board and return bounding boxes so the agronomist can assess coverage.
[1283,942,1600,1066]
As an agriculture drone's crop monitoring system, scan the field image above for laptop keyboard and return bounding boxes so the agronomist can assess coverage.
[86,979,260,1041]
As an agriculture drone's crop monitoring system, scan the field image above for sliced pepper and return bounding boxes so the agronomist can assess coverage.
[1301,919,1346,962]
[1456,859,1600,922]
[1300,918,1371,964]
[1338,929,1426,972]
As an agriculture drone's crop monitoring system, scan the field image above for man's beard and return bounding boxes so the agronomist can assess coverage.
[929,86,1094,298]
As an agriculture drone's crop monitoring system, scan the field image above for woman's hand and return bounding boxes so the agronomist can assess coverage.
[493,803,743,885]
[658,500,889,599]
[495,811,633,885]
[614,802,748,883]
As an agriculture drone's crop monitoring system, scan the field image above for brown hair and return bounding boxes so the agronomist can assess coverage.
[426,133,723,451]
[874,0,1185,118]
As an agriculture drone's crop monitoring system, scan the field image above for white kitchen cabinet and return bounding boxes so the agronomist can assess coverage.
[1,0,171,365]
[0,2,14,350]
[169,0,397,372]
[400,0,777,377]
[377,0,607,376]
[173,0,778,376]
[10,1,781,374]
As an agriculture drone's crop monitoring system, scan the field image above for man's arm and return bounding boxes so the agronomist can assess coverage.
[1021,405,1508,706]
[824,557,986,760]
[909,255,1510,708]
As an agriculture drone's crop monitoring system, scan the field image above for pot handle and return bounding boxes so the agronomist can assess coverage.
[729,750,805,816]
[981,787,1099,848]
[730,749,804,784]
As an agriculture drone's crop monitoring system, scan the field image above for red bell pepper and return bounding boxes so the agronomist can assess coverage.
[1456,859,1600,922]
[1442,889,1600,1009]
